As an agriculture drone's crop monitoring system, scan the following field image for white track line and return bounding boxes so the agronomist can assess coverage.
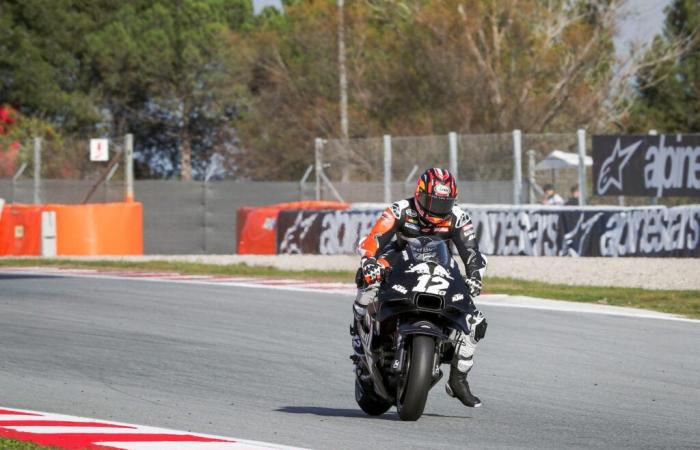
[96,442,276,450]
[1,267,697,323]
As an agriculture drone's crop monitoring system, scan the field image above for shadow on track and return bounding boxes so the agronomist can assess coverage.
[276,406,471,420]
[0,273,62,280]
[276,406,397,420]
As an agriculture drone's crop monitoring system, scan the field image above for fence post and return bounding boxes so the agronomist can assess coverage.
[448,132,458,179]
[33,137,42,204]
[124,133,134,202]
[11,162,28,204]
[314,138,323,201]
[512,129,522,205]
[202,180,208,253]
[383,134,392,204]
[527,150,536,204]
[577,129,587,206]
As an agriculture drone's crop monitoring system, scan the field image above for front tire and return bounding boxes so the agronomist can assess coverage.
[397,335,435,421]
[355,377,392,416]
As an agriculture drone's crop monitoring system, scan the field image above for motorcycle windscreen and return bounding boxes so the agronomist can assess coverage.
[406,238,451,267]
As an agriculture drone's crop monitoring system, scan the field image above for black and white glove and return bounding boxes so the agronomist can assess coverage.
[361,257,384,285]
[465,277,483,297]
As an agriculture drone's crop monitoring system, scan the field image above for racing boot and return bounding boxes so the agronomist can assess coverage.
[445,366,481,408]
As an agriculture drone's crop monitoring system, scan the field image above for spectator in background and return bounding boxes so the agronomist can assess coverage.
[565,185,580,206]
[541,184,564,205]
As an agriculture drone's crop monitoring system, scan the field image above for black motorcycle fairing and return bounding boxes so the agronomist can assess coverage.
[397,320,448,340]
[375,240,476,334]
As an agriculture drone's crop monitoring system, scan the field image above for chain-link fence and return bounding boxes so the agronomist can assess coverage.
[0,135,130,203]
[314,130,588,205]
[0,130,595,254]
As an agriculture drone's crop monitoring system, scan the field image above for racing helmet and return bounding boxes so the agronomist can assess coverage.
[414,168,458,225]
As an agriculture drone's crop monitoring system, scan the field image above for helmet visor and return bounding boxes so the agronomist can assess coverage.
[417,192,454,216]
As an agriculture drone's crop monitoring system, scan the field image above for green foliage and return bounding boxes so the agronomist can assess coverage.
[1,0,253,180]
[0,0,109,128]
[234,0,619,179]
[84,0,253,179]
[630,0,700,132]
[0,111,93,178]
[0,438,57,449]
[1,0,692,181]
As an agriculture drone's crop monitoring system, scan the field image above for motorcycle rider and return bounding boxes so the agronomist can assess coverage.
[351,168,488,407]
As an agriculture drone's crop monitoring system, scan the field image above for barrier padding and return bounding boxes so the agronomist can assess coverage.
[43,202,143,256]
[0,202,143,256]
[237,201,348,255]
[0,204,43,256]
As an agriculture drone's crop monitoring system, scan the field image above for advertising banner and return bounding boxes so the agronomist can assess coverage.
[592,134,700,197]
[276,205,700,257]
[277,209,379,255]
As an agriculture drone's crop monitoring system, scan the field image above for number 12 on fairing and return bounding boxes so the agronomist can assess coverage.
[412,274,449,294]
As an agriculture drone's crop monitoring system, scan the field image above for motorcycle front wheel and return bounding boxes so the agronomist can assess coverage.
[397,335,435,421]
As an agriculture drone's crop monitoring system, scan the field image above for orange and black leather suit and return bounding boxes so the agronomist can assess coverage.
[358,198,487,282]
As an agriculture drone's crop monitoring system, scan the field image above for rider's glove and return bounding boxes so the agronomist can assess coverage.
[465,277,483,297]
[361,257,384,285]
[466,310,487,342]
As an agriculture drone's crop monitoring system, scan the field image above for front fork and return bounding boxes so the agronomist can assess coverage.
[392,331,445,387]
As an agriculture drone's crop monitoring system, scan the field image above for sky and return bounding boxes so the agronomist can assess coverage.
[616,0,673,57]
[250,0,672,57]
[252,0,283,15]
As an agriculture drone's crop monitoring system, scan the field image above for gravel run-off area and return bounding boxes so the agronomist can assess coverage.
[27,254,700,291]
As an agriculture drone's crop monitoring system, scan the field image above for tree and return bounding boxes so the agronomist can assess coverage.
[236,0,626,180]
[0,0,252,180]
[629,0,700,132]
[86,0,252,180]
[0,0,119,131]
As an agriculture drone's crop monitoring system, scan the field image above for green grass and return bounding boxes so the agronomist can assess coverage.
[486,277,700,319]
[0,438,57,449]
[0,258,352,281]
[1,258,698,319]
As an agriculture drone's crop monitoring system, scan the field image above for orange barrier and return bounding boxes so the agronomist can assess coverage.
[237,201,348,254]
[0,204,43,256]
[43,202,143,256]
[0,202,143,256]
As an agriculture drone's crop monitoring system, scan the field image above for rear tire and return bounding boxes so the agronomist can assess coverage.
[397,335,435,421]
[355,377,392,416]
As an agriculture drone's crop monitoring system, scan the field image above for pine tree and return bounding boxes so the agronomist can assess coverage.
[632,0,700,132]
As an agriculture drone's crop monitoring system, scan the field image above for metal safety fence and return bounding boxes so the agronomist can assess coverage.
[312,130,590,205]
[0,179,300,254]
[0,130,592,255]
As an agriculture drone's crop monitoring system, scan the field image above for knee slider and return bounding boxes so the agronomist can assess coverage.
[474,319,487,342]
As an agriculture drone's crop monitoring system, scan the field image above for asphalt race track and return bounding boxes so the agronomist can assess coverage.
[1,273,699,449]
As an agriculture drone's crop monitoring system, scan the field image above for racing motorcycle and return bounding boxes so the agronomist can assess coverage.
[352,237,477,421]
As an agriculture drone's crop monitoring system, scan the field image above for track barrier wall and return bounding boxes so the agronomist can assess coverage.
[0,203,43,256]
[0,202,143,256]
[270,204,700,257]
[237,201,348,254]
